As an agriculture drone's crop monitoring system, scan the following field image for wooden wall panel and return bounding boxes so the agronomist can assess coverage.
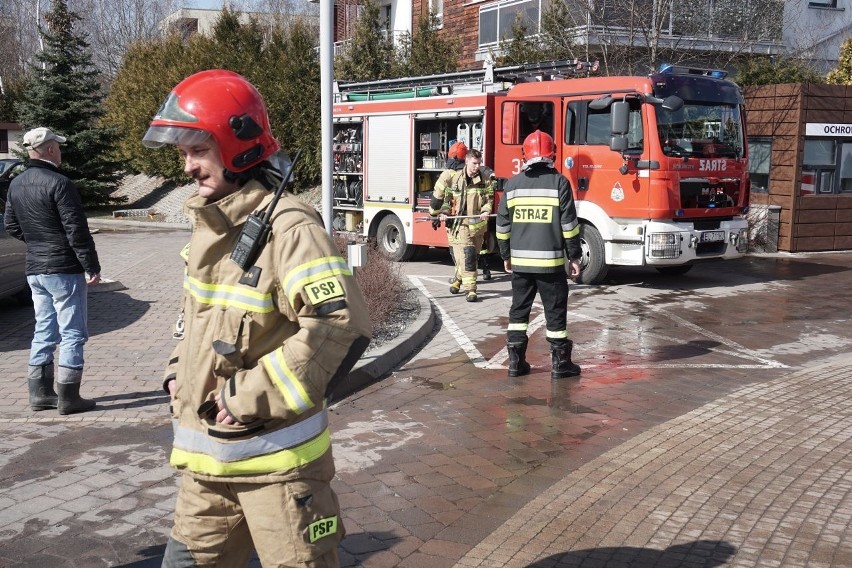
[797,195,837,209]
[795,223,835,237]
[834,222,852,236]
[834,235,852,248]
[797,208,836,223]
[795,236,834,250]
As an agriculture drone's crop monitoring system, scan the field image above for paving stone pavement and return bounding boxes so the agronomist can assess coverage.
[0,227,849,567]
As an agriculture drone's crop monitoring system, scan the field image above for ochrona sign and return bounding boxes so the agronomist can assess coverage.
[805,123,852,137]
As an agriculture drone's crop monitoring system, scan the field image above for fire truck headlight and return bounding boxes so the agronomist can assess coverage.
[648,233,681,258]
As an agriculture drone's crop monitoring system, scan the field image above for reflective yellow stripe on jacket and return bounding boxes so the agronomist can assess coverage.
[184,275,275,313]
[170,409,330,476]
[283,256,352,309]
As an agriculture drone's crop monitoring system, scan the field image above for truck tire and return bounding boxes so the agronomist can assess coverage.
[655,265,693,276]
[376,215,416,262]
[575,224,609,285]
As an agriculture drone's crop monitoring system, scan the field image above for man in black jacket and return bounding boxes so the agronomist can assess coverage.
[496,130,582,379]
[4,127,101,414]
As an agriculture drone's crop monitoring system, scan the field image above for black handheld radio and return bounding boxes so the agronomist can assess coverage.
[230,150,302,271]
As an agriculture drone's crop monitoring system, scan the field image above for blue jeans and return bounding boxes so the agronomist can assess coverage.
[27,273,88,369]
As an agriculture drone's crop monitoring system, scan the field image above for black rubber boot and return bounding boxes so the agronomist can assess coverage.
[551,341,581,379]
[507,341,531,377]
[480,256,492,281]
[449,278,462,294]
[27,364,58,411]
[466,290,478,302]
[57,367,96,415]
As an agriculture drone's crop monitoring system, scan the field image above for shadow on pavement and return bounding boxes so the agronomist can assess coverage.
[525,539,736,567]
[598,255,851,290]
[92,389,170,411]
[0,291,152,353]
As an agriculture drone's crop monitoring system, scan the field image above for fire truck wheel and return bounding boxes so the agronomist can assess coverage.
[576,224,608,285]
[376,215,416,262]
[655,265,693,276]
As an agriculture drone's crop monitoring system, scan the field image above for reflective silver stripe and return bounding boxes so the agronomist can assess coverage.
[282,256,352,307]
[261,348,314,414]
[508,323,528,331]
[504,187,559,200]
[561,219,579,232]
[184,276,274,313]
[171,409,328,463]
[546,329,568,339]
[510,249,564,259]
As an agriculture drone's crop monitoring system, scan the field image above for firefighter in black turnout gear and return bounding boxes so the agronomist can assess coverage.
[496,131,583,379]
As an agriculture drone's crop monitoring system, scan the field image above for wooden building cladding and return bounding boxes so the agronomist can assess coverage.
[412,0,481,69]
[744,83,852,253]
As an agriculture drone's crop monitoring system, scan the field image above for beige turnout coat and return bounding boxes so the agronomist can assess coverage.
[165,179,371,483]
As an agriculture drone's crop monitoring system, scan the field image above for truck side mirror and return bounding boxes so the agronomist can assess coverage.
[610,137,628,152]
[611,101,629,135]
[610,101,630,152]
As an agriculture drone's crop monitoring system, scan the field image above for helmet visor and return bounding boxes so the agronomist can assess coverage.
[142,126,211,149]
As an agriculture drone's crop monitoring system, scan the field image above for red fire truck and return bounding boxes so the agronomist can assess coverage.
[331,60,750,284]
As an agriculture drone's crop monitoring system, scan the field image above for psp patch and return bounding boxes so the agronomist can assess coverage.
[305,276,345,306]
[308,515,338,543]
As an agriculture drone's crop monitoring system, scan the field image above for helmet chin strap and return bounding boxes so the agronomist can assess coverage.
[223,163,282,192]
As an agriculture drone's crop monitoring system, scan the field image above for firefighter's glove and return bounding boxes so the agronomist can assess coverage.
[431,218,442,230]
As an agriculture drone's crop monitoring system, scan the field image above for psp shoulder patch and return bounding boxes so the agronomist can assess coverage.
[305,276,345,306]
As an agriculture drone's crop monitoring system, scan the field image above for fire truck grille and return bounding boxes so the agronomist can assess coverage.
[680,178,740,209]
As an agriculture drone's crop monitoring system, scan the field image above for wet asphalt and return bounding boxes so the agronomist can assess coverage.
[0,226,849,567]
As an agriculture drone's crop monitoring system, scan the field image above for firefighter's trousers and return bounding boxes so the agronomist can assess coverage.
[162,473,343,568]
[507,271,569,346]
[448,223,486,291]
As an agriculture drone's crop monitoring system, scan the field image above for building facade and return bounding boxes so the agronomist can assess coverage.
[745,84,852,252]
[334,1,848,73]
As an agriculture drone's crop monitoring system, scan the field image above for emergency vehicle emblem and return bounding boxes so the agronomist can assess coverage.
[611,182,625,202]
[564,156,574,169]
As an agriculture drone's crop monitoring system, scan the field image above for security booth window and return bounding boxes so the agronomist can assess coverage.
[747,138,772,193]
[840,143,852,193]
[802,139,836,194]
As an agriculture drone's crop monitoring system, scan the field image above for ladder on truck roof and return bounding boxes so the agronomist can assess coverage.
[334,59,599,102]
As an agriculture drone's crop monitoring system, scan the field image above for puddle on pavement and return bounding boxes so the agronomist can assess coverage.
[506,395,598,414]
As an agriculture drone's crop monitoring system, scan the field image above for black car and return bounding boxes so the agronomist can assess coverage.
[0,158,29,302]
[0,158,24,212]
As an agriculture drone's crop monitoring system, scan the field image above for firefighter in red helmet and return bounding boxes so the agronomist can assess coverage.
[144,69,371,567]
[496,130,583,379]
[429,142,495,302]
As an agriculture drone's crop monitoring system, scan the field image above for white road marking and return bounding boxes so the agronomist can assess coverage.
[408,275,787,371]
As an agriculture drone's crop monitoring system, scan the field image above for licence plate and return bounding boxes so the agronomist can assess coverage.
[700,230,725,243]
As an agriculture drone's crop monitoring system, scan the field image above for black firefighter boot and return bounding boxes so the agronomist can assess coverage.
[28,364,58,411]
[507,340,531,377]
[479,255,492,281]
[551,341,581,379]
[57,367,96,415]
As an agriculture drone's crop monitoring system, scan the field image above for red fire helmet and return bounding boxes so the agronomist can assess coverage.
[522,130,556,169]
[448,141,468,160]
[142,69,280,172]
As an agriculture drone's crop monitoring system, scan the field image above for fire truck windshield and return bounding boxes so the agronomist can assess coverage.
[656,102,743,159]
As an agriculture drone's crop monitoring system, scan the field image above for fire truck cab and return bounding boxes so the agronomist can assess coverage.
[332,61,750,284]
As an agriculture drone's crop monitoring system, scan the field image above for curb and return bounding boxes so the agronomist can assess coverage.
[332,288,436,403]
[88,218,191,231]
